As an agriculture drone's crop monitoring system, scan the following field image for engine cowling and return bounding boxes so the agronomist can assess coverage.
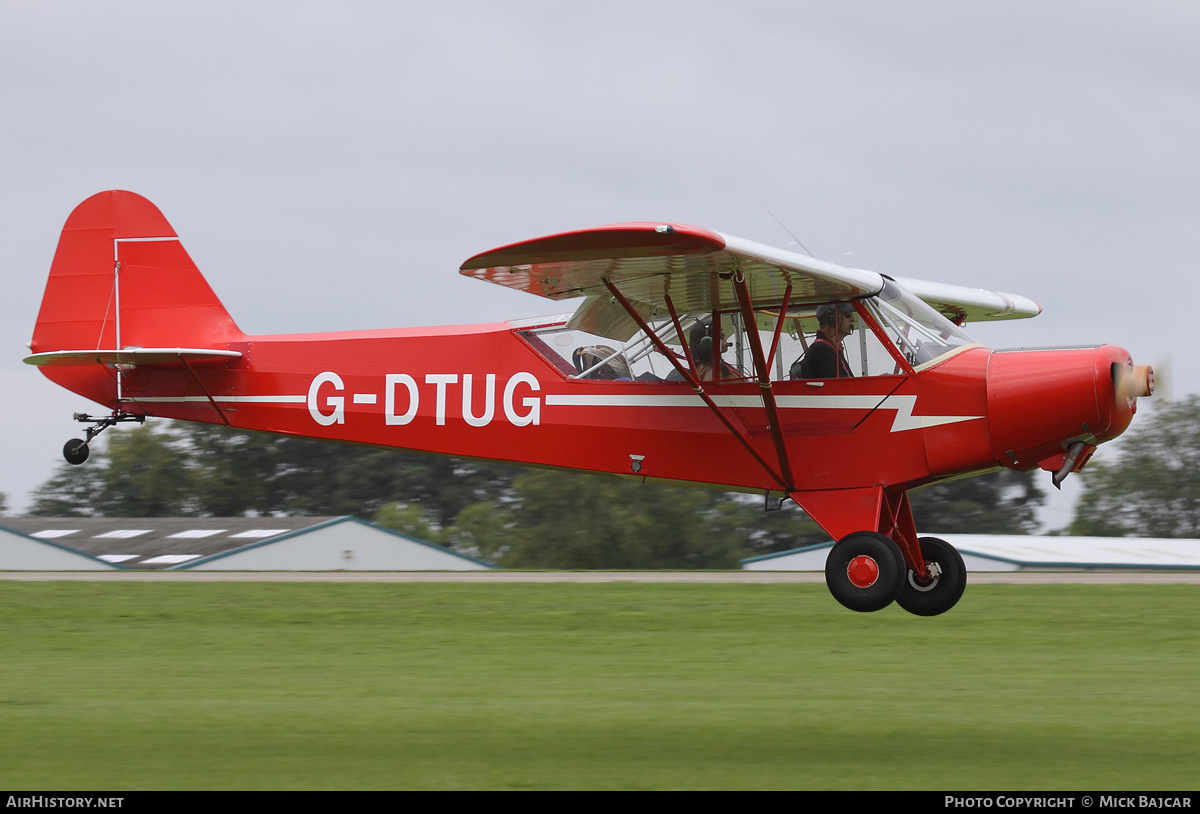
[985,345,1150,472]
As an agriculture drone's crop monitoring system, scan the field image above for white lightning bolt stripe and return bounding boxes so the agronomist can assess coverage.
[783,395,982,432]
[543,393,981,433]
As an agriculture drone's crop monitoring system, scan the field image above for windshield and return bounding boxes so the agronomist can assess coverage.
[860,279,977,369]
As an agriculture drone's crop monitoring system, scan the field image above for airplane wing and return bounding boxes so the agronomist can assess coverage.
[460,223,1040,327]
[894,277,1040,324]
[460,223,881,315]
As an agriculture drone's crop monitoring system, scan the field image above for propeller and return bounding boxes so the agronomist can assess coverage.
[1150,354,1173,402]
[1113,361,1154,403]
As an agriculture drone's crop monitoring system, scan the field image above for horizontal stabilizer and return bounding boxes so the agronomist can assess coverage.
[24,348,242,368]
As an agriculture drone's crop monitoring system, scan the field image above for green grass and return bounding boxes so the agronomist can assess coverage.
[0,582,1196,789]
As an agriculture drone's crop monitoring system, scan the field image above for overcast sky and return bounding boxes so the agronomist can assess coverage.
[2,2,1196,528]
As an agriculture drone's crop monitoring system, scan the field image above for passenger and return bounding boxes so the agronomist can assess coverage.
[689,318,739,381]
[790,303,856,379]
[572,345,633,380]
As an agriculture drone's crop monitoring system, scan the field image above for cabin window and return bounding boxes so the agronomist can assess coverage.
[517,321,679,381]
[518,314,759,383]
[778,305,901,380]
[517,313,806,383]
[516,282,978,384]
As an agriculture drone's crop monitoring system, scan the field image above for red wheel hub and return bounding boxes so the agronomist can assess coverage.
[846,555,880,588]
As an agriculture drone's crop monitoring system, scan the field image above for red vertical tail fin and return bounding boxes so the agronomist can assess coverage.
[28,191,243,408]
[31,190,241,353]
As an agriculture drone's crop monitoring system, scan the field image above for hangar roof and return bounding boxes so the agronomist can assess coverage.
[1,516,492,571]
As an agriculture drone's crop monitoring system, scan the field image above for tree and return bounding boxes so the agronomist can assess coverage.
[440,469,827,569]
[373,501,444,544]
[29,420,520,522]
[908,469,1046,535]
[94,423,193,516]
[1070,395,1200,537]
[0,492,8,516]
[29,424,189,517]
[29,452,108,517]
[495,470,744,569]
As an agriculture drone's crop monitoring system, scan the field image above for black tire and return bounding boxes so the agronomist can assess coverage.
[896,536,967,617]
[825,531,906,612]
[63,439,90,465]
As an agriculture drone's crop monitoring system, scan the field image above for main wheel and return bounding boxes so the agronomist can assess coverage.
[825,531,906,612]
[63,439,90,465]
[896,536,967,617]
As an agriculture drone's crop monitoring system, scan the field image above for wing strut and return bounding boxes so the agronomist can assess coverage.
[601,279,789,492]
[765,289,791,372]
[731,272,796,491]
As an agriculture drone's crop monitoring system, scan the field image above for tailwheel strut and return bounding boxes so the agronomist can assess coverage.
[62,411,146,465]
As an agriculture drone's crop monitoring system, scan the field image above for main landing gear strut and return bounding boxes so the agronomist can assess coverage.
[62,411,145,465]
[825,532,967,616]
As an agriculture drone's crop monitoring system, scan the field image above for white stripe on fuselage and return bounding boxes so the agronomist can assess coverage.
[130,391,978,433]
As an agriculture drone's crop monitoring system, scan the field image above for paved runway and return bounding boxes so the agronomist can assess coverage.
[2,570,1198,583]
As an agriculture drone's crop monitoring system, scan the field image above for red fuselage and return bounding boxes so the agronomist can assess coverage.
[42,321,1138,512]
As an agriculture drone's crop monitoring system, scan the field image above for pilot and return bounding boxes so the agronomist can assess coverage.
[790,303,856,379]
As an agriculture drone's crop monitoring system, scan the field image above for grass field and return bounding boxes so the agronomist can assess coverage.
[0,581,1196,790]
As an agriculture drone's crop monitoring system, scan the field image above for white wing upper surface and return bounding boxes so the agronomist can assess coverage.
[894,276,1040,323]
[461,222,1039,326]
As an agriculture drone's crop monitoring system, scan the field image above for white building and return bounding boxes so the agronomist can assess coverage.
[742,534,1200,572]
[0,523,118,570]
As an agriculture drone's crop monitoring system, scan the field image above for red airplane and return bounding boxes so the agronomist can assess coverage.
[26,191,1153,614]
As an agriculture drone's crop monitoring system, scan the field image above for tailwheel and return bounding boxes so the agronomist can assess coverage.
[59,411,146,465]
[896,536,967,617]
[825,531,906,612]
